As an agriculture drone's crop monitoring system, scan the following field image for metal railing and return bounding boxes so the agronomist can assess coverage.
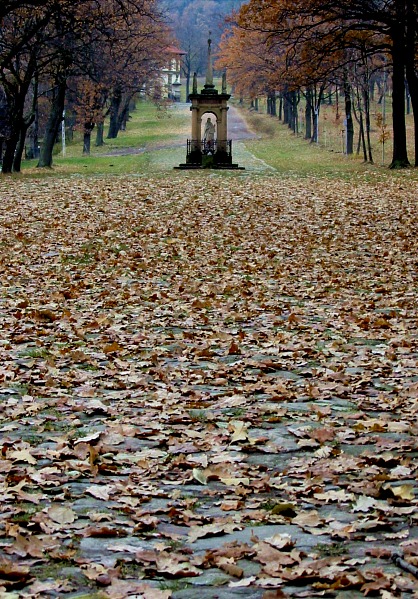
[186,139,232,157]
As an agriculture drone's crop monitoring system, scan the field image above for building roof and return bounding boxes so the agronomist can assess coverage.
[166,45,186,56]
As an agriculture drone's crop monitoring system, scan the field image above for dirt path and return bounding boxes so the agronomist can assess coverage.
[102,103,258,157]
[0,171,417,598]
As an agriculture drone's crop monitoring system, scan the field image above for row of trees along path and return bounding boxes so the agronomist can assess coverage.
[217,0,418,169]
[0,0,172,174]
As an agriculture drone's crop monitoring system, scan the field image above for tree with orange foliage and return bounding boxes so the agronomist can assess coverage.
[217,15,345,143]
[0,0,171,172]
[231,0,417,168]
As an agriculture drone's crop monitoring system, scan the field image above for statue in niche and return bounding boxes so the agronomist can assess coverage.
[203,117,215,152]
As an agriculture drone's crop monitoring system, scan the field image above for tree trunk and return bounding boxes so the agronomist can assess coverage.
[343,72,354,154]
[1,89,27,173]
[1,131,20,174]
[185,68,191,101]
[95,122,105,146]
[83,122,94,155]
[359,51,374,164]
[405,0,418,166]
[13,75,38,172]
[31,100,40,158]
[37,77,66,168]
[311,109,318,143]
[310,86,323,143]
[107,88,122,139]
[358,112,367,161]
[290,91,298,133]
[389,22,410,168]
[363,85,373,163]
[283,93,290,125]
[305,88,312,140]
[117,99,130,132]
[271,94,277,116]
[13,120,31,172]
[406,85,418,167]
[406,84,411,115]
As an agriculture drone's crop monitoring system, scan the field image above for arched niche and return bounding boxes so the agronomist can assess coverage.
[175,38,243,169]
[188,91,230,160]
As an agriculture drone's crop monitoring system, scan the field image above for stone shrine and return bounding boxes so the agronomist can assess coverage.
[176,37,243,170]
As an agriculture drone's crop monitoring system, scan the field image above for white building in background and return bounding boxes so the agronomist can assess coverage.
[162,46,186,101]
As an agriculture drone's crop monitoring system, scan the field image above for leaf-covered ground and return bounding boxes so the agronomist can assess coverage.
[0,171,417,599]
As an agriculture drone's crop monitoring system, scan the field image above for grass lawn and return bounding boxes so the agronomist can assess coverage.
[7,92,418,182]
[18,99,190,177]
[238,96,418,182]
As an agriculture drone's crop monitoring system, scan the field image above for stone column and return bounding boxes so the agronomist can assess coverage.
[191,106,200,152]
[218,106,229,152]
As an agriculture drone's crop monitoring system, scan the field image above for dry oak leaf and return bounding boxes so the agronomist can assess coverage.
[352,496,378,512]
[47,505,76,525]
[192,468,207,485]
[292,510,323,528]
[103,341,122,354]
[133,515,159,532]
[360,572,392,595]
[85,484,114,500]
[205,541,254,562]
[6,449,37,465]
[76,385,96,397]
[314,489,355,503]
[313,571,365,590]
[81,563,110,581]
[0,557,31,588]
[188,521,242,543]
[140,588,172,599]
[102,580,166,599]
[16,490,44,504]
[229,576,257,587]
[154,554,201,577]
[84,399,111,414]
[229,420,250,443]
[23,579,75,596]
[264,533,294,550]
[365,547,392,558]
[220,500,245,511]
[4,534,46,558]
[220,476,250,486]
[400,539,418,555]
[309,427,335,443]
[256,545,299,572]
[227,340,241,355]
[383,483,415,501]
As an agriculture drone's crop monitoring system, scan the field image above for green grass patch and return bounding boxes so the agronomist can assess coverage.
[239,103,418,181]
[19,99,190,177]
[242,110,376,179]
[9,93,418,180]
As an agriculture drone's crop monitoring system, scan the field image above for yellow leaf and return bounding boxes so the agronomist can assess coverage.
[229,420,249,443]
[47,505,76,525]
[192,468,207,485]
[385,484,415,501]
[7,449,37,465]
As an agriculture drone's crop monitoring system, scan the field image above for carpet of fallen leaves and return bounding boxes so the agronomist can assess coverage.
[0,171,417,599]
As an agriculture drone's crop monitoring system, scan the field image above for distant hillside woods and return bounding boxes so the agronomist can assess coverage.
[160,0,245,98]
[162,0,243,16]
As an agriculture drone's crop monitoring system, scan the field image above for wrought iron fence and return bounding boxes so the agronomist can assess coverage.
[186,139,232,157]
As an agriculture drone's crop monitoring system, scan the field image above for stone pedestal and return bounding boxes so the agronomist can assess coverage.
[176,61,244,170]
